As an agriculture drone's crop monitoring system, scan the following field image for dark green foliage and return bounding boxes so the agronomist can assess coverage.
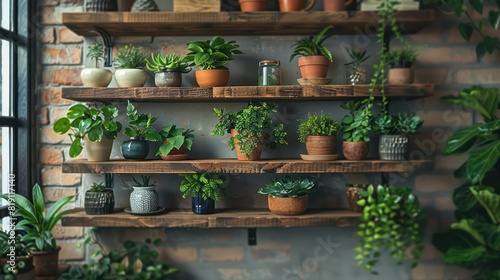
[341,101,372,142]
[184,36,243,70]
[179,173,226,201]
[156,125,194,156]
[297,112,341,143]
[87,42,105,68]
[113,45,147,69]
[372,112,423,135]
[257,176,316,198]
[356,184,425,275]
[132,175,156,188]
[123,100,162,141]
[145,53,192,73]
[212,102,288,159]
[344,46,371,69]
[89,182,106,192]
[52,103,122,158]
[289,25,334,62]
[386,47,417,68]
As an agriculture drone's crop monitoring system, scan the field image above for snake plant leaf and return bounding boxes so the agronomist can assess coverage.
[470,187,500,224]
[466,140,500,183]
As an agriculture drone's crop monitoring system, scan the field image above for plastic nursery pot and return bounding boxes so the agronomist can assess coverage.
[192,192,215,214]
[121,139,149,160]
[342,141,369,160]
[268,194,309,215]
[305,135,335,155]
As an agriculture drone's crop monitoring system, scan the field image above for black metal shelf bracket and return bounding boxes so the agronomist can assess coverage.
[248,228,257,246]
[91,27,113,67]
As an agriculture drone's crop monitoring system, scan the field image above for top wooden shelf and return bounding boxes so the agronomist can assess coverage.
[62,10,435,36]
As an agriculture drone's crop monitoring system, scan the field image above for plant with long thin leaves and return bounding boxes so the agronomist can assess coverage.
[289,25,334,62]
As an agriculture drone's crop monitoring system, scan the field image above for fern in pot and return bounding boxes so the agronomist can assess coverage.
[386,46,418,85]
[145,53,192,87]
[297,112,341,157]
[84,182,115,215]
[81,42,112,87]
[179,173,227,214]
[113,44,148,87]
[257,176,316,215]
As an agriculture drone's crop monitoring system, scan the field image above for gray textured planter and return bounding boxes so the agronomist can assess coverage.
[379,134,409,160]
[155,71,182,87]
[85,190,115,214]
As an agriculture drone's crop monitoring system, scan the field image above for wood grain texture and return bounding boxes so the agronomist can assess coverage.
[61,208,361,228]
[62,10,435,36]
[173,0,221,12]
[62,159,432,174]
[61,84,433,102]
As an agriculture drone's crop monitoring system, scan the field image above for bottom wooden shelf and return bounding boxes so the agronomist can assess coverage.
[61,208,361,228]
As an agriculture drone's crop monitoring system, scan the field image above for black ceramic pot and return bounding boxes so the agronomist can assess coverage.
[85,190,115,214]
[121,139,149,160]
[85,0,117,11]
[378,134,409,160]
[192,193,215,214]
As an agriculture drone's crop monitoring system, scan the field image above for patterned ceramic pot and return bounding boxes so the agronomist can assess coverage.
[130,186,159,213]
[379,134,409,160]
[85,190,115,214]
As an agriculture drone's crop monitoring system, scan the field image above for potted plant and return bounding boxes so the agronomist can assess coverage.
[257,176,316,215]
[129,175,160,213]
[122,100,162,160]
[344,46,370,85]
[239,0,268,11]
[184,36,243,87]
[356,184,424,275]
[212,102,288,160]
[0,231,35,280]
[145,53,192,87]
[53,103,122,161]
[372,111,423,160]
[386,46,418,85]
[179,173,227,214]
[84,182,115,215]
[340,101,372,160]
[0,183,74,277]
[297,112,341,158]
[345,183,368,212]
[289,25,333,79]
[81,42,112,87]
[156,125,194,161]
[113,44,148,87]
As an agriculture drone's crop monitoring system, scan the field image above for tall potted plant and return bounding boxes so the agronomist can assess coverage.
[113,45,148,87]
[297,112,341,158]
[53,103,122,161]
[179,173,227,214]
[145,53,192,87]
[257,176,316,215]
[340,101,372,160]
[156,125,194,161]
[0,184,73,277]
[81,42,112,87]
[386,46,418,85]
[184,36,243,87]
[212,102,288,160]
[289,25,333,79]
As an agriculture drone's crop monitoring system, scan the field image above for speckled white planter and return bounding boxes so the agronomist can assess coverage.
[114,69,147,87]
[80,68,112,87]
[129,186,159,213]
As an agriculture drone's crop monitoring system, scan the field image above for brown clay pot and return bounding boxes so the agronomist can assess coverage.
[279,0,315,11]
[231,129,263,161]
[159,138,189,160]
[298,56,330,78]
[345,184,367,212]
[342,141,369,160]
[195,69,230,87]
[32,247,60,277]
[305,135,335,155]
[239,0,268,11]
[323,0,353,11]
[387,68,414,84]
[268,194,309,215]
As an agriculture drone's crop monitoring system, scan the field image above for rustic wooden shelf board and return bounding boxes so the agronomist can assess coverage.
[62,159,432,174]
[62,10,435,36]
[61,84,433,102]
[61,208,361,228]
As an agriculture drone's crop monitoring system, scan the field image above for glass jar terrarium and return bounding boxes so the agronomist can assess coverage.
[345,63,368,85]
[258,59,281,86]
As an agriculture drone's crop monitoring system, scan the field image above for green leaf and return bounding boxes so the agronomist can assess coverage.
[466,140,500,183]
[451,219,485,244]
[453,184,477,211]
[66,104,87,119]
[458,23,474,42]
[489,10,500,29]
[476,42,487,61]
[53,118,70,134]
[87,126,104,142]
[470,187,500,224]
[469,0,483,14]
[442,246,486,264]
[69,138,83,157]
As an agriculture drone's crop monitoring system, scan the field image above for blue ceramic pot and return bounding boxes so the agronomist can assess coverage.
[121,139,149,160]
[192,193,215,214]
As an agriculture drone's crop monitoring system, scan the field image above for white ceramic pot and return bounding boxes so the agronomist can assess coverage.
[130,186,159,213]
[114,69,147,87]
[80,68,112,87]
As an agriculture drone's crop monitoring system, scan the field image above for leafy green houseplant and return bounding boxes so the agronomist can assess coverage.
[145,53,193,87]
[290,25,333,79]
[297,112,341,155]
[81,42,112,87]
[184,36,243,87]
[156,125,194,160]
[53,103,121,161]
[340,101,372,160]
[121,101,162,160]
[345,46,370,85]
[212,102,288,160]
[257,176,316,215]
[130,175,160,213]
[0,183,73,277]
[387,47,418,85]
[0,231,34,279]
[113,45,148,87]
[85,182,115,215]
[356,184,425,275]
[432,87,500,280]
[179,173,227,214]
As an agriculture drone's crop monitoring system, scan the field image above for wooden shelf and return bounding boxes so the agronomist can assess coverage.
[62,159,432,174]
[61,84,433,102]
[61,208,361,228]
[62,10,435,36]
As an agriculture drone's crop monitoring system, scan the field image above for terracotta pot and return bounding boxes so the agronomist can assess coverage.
[345,184,367,212]
[342,141,369,160]
[80,68,112,87]
[268,194,308,215]
[279,0,315,11]
[84,135,113,161]
[32,247,60,277]
[305,135,335,155]
[85,190,115,214]
[159,138,189,160]
[379,134,409,160]
[114,69,147,87]
[298,56,330,78]
[195,69,230,87]
[231,129,263,161]
[239,0,269,11]
[387,68,414,85]
[323,0,353,11]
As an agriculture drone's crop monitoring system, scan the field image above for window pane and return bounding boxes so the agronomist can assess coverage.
[0,0,12,31]
[1,127,14,233]
[1,39,12,116]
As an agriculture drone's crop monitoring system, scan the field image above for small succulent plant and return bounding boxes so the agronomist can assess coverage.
[258,176,316,198]
[88,182,106,192]
[145,53,192,73]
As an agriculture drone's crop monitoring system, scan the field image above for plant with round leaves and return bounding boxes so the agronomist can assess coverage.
[289,25,334,62]
[145,53,192,73]
[123,100,162,141]
[257,176,316,198]
[113,45,147,69]
[341,101,372,142]
[297,112,342,143]
[179,173,227,201]
[356,184,425,275]
[184,36,243,70]
[52,103,122,158]
[87,42,105,68]
[156,125,194,157]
